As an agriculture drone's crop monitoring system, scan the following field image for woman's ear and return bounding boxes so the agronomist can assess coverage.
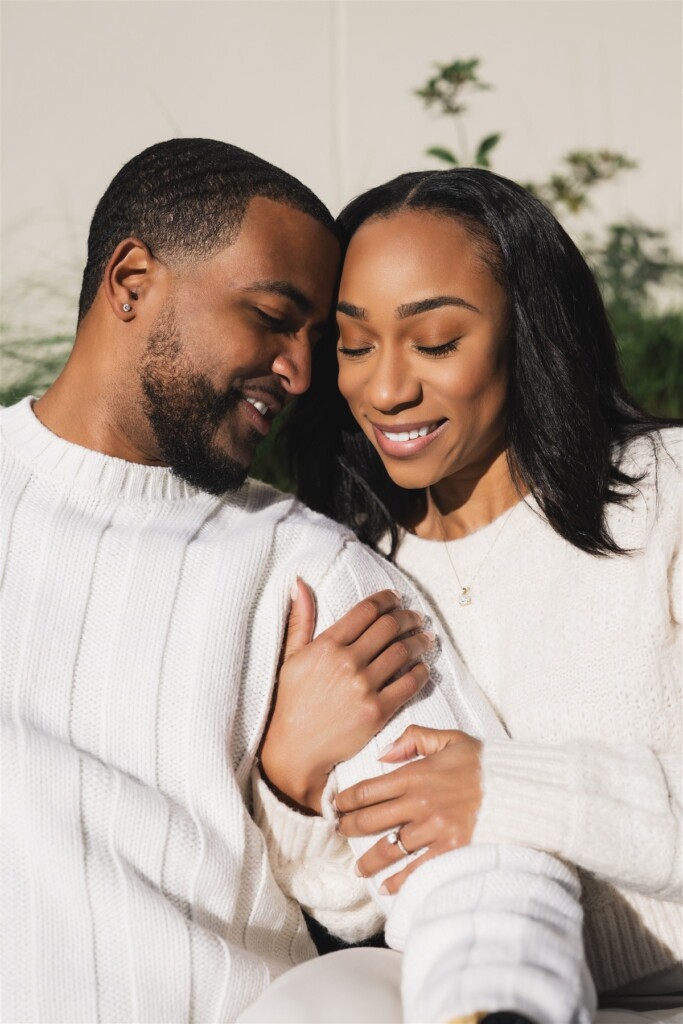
[103,238,156,321]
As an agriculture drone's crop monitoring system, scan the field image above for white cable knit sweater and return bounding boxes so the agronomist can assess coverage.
[260,427,682,996]
[0,397,594,1024]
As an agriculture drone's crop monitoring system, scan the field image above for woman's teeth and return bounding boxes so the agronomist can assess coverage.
[382,425,432,442]
[245,397,269,416]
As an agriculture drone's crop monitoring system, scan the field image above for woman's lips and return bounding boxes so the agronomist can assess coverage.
[371,419,447,458]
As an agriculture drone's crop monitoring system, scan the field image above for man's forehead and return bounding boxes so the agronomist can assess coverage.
[205,197,339,307]
[239,195,333,244]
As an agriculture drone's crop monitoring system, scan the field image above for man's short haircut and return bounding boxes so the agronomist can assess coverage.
[77,138,337,323]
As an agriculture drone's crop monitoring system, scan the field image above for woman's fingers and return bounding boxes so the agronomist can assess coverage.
[379,724,465,763]
[337,795,409,839]
[354,821,437,880]
[379,846,446,895]
[322,589,403,646]
[336,765,410,814]
[352,607,427,665]
[279,578,317,663]
[376,662,430,720]
[366,628,435,690]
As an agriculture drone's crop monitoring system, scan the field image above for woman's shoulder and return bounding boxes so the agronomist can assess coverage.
[613,426,682,549]
[619,425,682,492]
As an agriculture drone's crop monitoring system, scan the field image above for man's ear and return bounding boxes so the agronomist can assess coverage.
[103,238,159,321]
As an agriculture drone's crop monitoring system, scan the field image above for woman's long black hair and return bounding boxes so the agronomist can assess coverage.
[288,168,679,557]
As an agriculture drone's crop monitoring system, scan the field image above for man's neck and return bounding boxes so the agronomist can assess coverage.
[33,360,164,466]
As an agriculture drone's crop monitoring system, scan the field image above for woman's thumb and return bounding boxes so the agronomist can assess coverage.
[281,578,316,662]
[378,725,462,762]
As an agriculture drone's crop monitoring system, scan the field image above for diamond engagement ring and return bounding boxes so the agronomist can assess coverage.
[387,828,409,857]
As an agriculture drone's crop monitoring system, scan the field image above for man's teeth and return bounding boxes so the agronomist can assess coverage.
[245,398,269,416]
[383,425,432,442]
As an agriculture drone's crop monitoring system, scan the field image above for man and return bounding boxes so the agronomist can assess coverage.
[1,139,593,1024]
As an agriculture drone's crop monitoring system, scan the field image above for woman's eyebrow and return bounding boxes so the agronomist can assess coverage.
[337,301,368,321]
[396,296,480,318]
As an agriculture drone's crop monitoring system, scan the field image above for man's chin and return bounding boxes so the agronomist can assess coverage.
[168,452,251,495]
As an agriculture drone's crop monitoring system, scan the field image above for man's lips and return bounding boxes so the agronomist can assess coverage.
[371,418,447,457]
[239,391,284,437]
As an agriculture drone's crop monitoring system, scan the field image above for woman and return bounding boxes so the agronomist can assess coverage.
[264,168,682,1016]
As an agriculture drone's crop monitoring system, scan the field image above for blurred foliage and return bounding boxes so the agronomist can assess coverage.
[418,56,683,421]
[523,150,637,216]
[0,334,73,407]
[586,223,683,419]
[250,403,295,493]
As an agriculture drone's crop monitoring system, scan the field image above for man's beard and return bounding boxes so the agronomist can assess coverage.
[139,306,258,495]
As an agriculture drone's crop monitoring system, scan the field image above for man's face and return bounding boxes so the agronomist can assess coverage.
[138,197,339,494]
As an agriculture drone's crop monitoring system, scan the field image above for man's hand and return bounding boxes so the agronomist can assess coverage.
[335,725,482,892]
[259,581,434,813]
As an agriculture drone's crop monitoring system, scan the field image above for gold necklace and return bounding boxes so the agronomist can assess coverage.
[431,493,519,607]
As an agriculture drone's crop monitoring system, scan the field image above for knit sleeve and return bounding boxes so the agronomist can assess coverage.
[250,532,507,937]
[472,740,682,901]
[254,537,594,1021]
[251,766,385,943]
[253,533,508,941]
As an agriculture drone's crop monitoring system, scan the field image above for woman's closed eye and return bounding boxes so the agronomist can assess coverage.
[415,337,461,358]
[338,337,462,359]
[338,343,373,358]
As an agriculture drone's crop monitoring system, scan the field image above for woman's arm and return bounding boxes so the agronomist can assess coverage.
[254,541,594,1022]
[253,579,433,942]
[334,726,682,902]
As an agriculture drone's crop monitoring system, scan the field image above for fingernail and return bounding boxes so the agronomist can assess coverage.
[389,589,401,601]
[377,741,396,759]
[332,796,338,811]
[424,629,436,643]
[290,578,299,601]
[379,882,389,895]
[353,863,363,877]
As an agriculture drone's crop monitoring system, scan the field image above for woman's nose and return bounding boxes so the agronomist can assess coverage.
[367,350,422,414]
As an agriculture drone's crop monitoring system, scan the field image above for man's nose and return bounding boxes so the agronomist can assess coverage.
[367,349,421,413]
[271,335,313,396]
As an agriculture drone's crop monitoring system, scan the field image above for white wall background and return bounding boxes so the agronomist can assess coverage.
[2,0,681,340]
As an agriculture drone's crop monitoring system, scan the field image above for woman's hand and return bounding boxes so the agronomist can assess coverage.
[259,581,435,814]
[334,725,483,893]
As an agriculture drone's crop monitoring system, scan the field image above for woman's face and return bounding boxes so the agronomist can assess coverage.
[336,210,510,491]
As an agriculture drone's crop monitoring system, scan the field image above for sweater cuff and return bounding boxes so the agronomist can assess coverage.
[472,739,576,855]
[251,767,341,867]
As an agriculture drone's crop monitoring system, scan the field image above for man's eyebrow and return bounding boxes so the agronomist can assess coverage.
[337,301,368,321]
[396,295,480,318]
[245,280,313,315]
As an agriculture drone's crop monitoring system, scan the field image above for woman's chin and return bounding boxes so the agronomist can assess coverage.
[380,461,440,492]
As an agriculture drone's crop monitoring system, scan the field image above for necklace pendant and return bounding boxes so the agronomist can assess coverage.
[458,587,472,607]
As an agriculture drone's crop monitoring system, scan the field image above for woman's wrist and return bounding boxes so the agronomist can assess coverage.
[258,754,329,815]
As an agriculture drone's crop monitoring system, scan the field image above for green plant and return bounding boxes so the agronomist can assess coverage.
[417,56,683,418]
[416,58,501,169]
[0,333,73,406]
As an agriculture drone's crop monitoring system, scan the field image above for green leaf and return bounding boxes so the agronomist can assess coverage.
[474,133,501,168]
[426,146,458,165]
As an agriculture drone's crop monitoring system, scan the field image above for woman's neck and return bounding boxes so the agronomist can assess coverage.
[415,449,526,541]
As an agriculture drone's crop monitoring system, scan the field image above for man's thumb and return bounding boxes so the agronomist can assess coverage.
[281,578,316,662]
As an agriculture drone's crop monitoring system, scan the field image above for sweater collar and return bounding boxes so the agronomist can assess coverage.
[1,396,250,505]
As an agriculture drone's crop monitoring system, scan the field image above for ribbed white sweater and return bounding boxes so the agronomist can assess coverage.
[0,397,594,1024]
[260,428,682,996]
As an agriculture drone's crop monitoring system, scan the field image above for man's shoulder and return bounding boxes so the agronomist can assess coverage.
[244,478,397,584]
[246,477,356,550]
